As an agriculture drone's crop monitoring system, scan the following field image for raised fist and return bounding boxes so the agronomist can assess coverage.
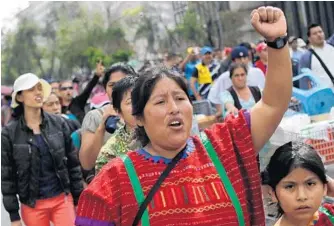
[251,6,287,41]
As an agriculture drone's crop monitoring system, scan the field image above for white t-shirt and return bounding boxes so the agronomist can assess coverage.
[311,43,334,88]
[208,67,265,104]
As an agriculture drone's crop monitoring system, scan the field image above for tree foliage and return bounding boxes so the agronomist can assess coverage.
[174,10,206,47]
[2,18,43,84]
[1,2,133,85]
[219,11,247,46]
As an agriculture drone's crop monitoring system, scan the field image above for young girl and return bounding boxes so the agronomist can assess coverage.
[262,141,334,226]
[96,76,141,172]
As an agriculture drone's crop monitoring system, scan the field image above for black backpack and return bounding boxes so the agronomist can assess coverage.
[227,86,262,110]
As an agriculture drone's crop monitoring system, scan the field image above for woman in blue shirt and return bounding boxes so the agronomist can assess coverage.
[219,63,262,116]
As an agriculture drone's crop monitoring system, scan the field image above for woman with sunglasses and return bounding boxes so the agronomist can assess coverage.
[59,61,105,124]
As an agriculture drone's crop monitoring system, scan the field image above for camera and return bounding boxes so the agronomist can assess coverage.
[105,116,120,134]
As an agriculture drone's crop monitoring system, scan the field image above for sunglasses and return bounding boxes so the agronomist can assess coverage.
[60,86,73,91]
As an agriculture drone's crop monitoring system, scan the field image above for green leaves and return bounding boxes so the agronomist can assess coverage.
[1,2,133,84]
[167,9,207,49]
[1,18,43,84]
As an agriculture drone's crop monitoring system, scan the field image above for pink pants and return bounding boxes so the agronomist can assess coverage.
[21,193,75,226]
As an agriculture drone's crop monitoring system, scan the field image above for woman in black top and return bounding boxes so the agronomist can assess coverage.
[1,73,83,226]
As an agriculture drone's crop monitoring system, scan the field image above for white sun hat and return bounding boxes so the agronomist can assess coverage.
[11,73,51,108]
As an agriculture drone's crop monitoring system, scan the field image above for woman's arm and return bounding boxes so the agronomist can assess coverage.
[79,105,117,170]
[217,91,238,118]
[178,54,191,72]
[249,7,292,153]
[70,62,104,115]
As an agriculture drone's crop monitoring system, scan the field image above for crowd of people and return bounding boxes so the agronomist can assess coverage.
[1,6,334,226]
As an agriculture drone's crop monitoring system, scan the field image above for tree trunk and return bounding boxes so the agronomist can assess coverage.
[158,16,180,47]
[214,2,224,48]
[48,46,56,79]
[206,20,215,47]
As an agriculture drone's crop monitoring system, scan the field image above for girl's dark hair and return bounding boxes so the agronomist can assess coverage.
[262,141,328,217]
[229,62,248,78]
[102,63,137,89]
[112,76,137,113]
[131,66,191,147]
[12,91,24,118]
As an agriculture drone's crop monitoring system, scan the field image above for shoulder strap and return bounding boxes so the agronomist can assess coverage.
[249,86,261,103]
[309,48,334,85]
[228,87,242,110]
[200,132,246,226]
[121,155,150,226]
[319,205,334,224]
[121,148,185,226]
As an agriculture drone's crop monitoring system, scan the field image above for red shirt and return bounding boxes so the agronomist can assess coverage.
[315,203,334,225]
[75,111,265,226]
[255,60,267,75]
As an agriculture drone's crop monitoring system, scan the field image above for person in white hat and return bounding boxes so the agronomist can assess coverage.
[10,73,51,109]
[2,73,84,226]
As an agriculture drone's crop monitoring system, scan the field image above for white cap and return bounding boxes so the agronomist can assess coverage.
[11,73,51,108]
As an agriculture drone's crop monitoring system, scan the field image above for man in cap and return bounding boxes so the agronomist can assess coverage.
[239,42,256,65]
[190,46,221,100]
[178,47,201,100]
[255,42,268,74]
[208,45,265,113]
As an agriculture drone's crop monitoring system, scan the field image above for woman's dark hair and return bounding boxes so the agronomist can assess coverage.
[12,91,24,118]
[262,141,328,217]
[131,66,191,147]
[102,63,137,89]
[229,62,248,78]
[112,76,137,113]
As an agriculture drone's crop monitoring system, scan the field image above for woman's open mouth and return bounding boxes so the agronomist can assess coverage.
[168,117,184,130]
[35,96,43,103]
